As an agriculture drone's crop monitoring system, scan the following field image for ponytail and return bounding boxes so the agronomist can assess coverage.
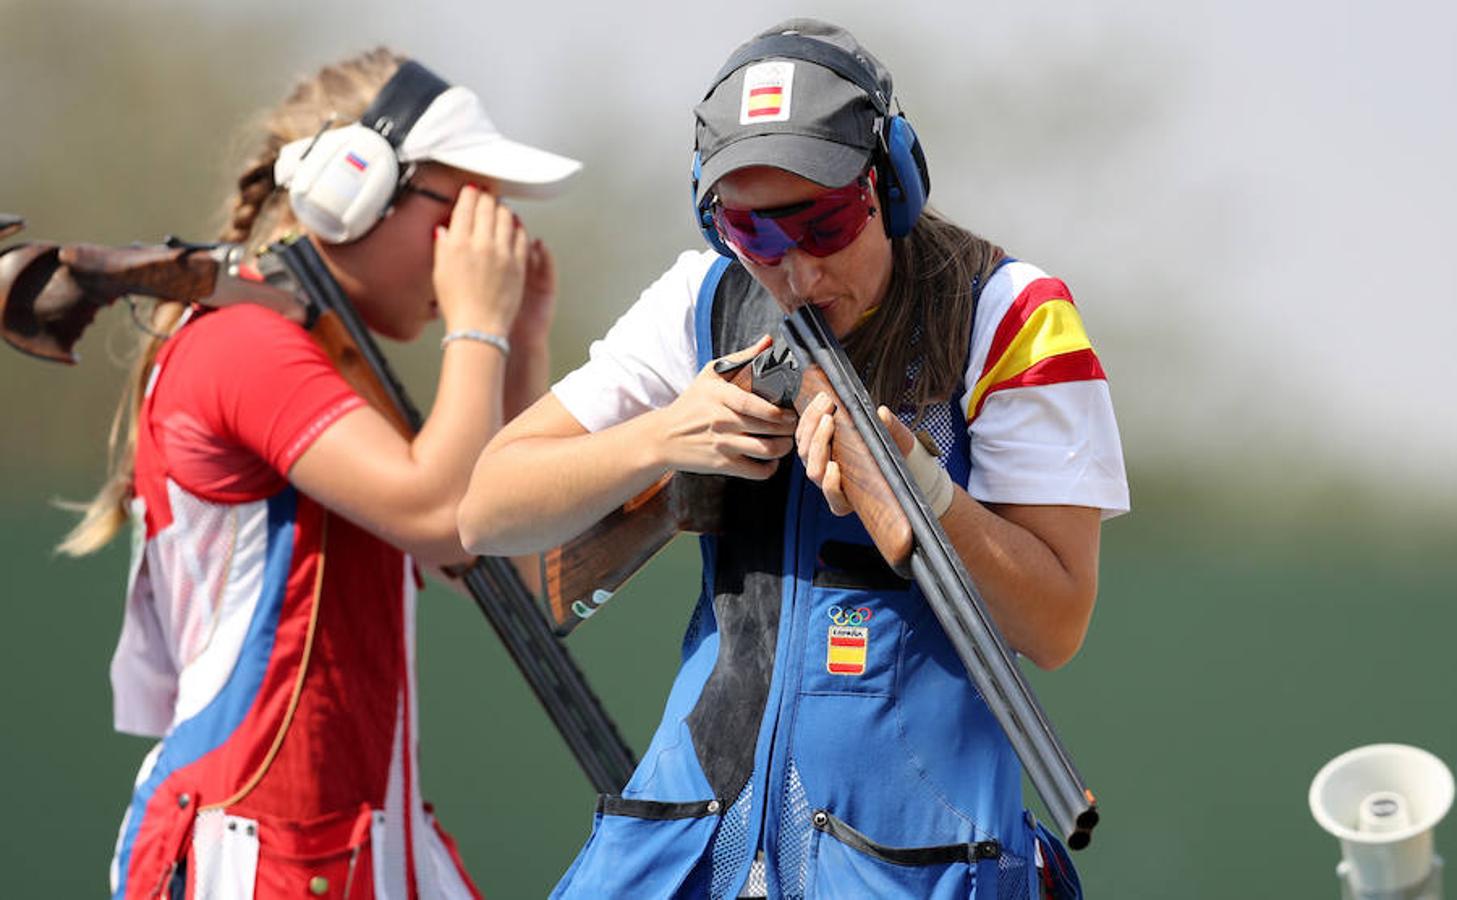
[58,47,404,555]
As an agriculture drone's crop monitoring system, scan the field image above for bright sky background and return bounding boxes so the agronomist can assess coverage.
[13,0,1457,502]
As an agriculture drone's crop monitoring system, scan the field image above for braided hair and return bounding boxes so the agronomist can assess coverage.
[59,48,405,555]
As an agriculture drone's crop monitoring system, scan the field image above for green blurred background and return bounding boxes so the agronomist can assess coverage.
[3,0,1453,896]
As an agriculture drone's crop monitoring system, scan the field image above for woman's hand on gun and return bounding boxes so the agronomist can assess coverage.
[653,334,797,480]
[797,400,917,517]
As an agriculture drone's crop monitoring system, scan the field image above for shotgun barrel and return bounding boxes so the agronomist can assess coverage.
[781,304,1099,850]
[273,237,638,793]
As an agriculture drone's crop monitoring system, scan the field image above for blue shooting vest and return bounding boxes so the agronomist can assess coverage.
[553,258,1076,900]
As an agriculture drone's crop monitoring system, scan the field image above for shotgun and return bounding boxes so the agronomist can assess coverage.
[543,334,914,632]
[542,344,806,631]
[545,305,1100,849]
[0,231,638,794]
[781,304,1099,850]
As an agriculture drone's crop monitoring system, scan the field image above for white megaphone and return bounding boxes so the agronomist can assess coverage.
[1310,744,1455,899]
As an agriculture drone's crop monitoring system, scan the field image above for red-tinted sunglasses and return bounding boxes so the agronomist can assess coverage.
[711,174,877,266]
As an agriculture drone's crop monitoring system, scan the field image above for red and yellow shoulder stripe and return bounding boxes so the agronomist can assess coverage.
[966,276,1106,423]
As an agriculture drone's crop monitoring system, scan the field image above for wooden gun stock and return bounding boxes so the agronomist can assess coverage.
[541,361,756,634]
[0,239,302,364]
[543,342,914,635]
[307,310,414,438]
[544,471,728,629]
[794,364,912,571]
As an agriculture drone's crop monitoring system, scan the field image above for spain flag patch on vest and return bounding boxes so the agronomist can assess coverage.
[827,625,869,675]
[825,606,874,676]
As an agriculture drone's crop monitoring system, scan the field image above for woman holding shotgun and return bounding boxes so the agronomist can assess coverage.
[460,19,1128,900]
[60,49,579,898]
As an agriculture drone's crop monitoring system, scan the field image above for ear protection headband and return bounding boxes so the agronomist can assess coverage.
[274,61,450,244]
[692,34,930,257]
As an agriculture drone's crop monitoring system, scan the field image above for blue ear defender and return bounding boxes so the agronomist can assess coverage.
[691,151,736,258]
[879,114,930,238]
[690,33,933,255]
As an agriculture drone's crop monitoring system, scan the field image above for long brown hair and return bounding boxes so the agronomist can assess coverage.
[841,207,1005,418]
[58,48,404,556]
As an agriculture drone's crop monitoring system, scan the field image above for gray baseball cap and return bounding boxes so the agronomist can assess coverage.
[693,19,894,205]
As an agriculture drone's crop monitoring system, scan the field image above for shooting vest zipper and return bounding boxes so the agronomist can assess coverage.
[743,462,813,894]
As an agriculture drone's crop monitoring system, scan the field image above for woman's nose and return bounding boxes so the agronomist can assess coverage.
[782,246,825,297]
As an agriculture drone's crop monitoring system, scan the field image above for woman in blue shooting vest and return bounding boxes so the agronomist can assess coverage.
[459,19,1129,899]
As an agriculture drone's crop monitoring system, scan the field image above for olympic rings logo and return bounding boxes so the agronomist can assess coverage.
[828,606,874,627]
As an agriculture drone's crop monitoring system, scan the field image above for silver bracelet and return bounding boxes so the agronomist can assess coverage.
[440,329,510,356]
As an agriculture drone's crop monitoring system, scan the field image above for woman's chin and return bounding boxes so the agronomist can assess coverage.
[373,320,424,344]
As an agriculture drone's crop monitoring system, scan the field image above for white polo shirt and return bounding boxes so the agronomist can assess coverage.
[553,250,1129,517]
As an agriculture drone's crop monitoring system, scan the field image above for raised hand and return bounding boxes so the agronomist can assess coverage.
[510,238,557,351]
[432,185,529,336]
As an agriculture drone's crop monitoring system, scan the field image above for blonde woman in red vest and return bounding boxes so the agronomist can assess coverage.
[59,49,578,897]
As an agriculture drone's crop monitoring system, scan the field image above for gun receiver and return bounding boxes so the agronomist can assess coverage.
[543,336,914,635]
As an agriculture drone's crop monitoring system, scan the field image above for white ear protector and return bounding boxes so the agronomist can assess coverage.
[274,124,402,243]
[273,61,450,244]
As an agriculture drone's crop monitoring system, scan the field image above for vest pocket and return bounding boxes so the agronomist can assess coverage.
[191,804,376,898]
[806,809,1012,899]
[801,585,909,697]
[553,796,724,899]
[1033,820,1084,899]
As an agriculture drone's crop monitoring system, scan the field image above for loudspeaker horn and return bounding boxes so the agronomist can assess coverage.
[1310,743,1454,899]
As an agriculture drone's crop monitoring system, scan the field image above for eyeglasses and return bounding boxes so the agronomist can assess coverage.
[711,175,876,267]
[401,182,456,206]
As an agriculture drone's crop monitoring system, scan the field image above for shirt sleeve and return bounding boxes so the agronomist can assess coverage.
[551,250,717,432]
[961,262,1130,518]
[155,305,364,496]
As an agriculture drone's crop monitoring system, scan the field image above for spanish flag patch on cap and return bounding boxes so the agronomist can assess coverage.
[740,61,795,125]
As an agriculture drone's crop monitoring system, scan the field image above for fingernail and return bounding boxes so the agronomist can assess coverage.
[434,226,444,241]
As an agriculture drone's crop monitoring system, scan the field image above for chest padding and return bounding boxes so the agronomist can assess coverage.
[684,264,792,802]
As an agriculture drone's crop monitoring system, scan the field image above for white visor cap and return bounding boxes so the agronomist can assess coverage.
[400,86,581,199]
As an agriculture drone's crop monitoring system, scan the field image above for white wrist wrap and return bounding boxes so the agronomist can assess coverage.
[904,432,954,518]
